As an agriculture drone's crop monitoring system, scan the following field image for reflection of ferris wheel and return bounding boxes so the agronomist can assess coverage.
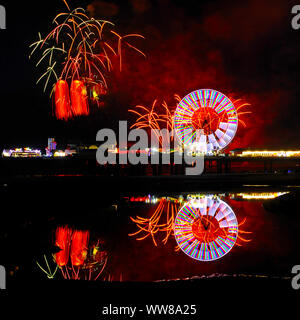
[174,89,238,153]
[174,196,238,261]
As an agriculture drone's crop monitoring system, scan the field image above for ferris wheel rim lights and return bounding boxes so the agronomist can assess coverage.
[174,89,238,152]
[174,196,238,261]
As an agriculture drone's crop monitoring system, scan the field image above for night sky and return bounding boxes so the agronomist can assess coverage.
[0,0,299,150]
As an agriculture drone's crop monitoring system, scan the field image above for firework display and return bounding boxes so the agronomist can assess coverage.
[129,96,180,132]
[174,89,238,153]
[129,96,181,151]
[174,196,238,261]
[70,80,89,116]
[129,92,250,154]
[29,0,145,120]
[54,80,71,120]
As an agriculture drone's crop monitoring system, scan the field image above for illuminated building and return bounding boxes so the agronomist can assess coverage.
[65,149,76,156]
[48,138,57,151]
[230,149,300,157]
[2,150,11,157]
[45,138,57,156]
[53,150,66,157]
[2,147,41,158]
[128,195,151,203]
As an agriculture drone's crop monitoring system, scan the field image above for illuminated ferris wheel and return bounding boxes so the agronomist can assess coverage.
[174,89,238,153]
[174,196,238,261]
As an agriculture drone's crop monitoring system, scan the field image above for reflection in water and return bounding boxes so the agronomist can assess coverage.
[129,194,252,261]
[174,196,238,261]
[35,191,294,281]
[36,255,58,279]
[37,226,108,280]
[232,192,288,200]
[129,198,180,246]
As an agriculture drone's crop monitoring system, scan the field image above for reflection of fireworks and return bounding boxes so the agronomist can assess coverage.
[49,226,108,280]
[30,0,145,120]
[56,226,108,280]
[36,255,58,279]
[234,218,252,247]
[174,196,251,261]
[129,198,180,246]
[129,195,251,258]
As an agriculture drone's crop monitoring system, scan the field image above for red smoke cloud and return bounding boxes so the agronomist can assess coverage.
[89,0,299,149]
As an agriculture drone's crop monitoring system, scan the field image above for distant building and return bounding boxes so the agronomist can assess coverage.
[48,138,57,151]
[2,148,41,158]
[230,148,300,157]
